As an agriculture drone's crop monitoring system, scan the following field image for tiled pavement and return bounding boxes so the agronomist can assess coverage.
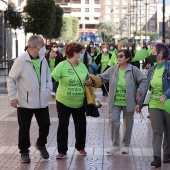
[0,89,170,170]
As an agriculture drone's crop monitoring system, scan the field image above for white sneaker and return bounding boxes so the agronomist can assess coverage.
[51,92,56,98]
[122,147,129,154]
[106,147,120,155]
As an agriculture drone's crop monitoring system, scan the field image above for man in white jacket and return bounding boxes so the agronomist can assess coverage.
[7,35,52,163]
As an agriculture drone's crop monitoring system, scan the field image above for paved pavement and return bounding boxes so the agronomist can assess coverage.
[0,89,169,170]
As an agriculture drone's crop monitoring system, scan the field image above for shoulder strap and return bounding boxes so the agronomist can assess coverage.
[67,60,85,90]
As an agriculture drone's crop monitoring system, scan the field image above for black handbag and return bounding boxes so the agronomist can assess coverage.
[84,96,100,117]
[68,61,100,117]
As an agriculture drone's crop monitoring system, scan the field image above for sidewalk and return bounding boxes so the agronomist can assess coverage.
[0,89,169,170]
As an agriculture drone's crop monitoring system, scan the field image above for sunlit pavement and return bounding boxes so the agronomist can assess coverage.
[0,89,169,170]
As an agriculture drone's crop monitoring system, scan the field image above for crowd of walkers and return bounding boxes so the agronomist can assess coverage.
[7,35,170,168]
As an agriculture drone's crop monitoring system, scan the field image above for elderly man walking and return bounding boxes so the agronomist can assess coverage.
[7,35,52,163]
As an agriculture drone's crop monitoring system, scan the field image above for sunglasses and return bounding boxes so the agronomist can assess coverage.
[53,46,58,48]
[117,55,124,58]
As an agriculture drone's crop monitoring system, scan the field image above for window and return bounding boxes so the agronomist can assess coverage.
[150,0,155,3]
[106,5,110,11]
[85,8,89,12]
[114,6,119,10]
[63,8,71,13]
[56,0,62,2]
[72,0,81,3]
[106,0,111,5]
[85,24,96,28]
[85,0,89,4]
[77,17,81,20]
[150,6,155,11]
[72,8,81,12]
[85,17,89,20]
[94,8,100,12]
[94,17,99,20]
[114,14,119,18]
[94,0,99,4]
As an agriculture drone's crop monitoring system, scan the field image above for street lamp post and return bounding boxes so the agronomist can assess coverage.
[140,0,142,46]
[0,0,7,60]
[144,0,148,43]
[162,0,165,43]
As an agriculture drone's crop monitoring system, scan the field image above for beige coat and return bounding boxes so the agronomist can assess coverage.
[7,51,52,108]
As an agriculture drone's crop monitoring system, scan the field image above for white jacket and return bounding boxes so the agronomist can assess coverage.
[7,51,52,109]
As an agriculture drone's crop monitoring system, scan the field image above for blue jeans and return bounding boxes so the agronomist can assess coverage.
[53,81,58,93]
[88,66,97,75]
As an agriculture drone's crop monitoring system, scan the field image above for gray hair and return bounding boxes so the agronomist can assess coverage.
[27,35,44,47]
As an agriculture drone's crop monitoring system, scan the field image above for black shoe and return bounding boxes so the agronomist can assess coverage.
[163,154,170,163]
[35,143,49,159]
[20,152,30,163]
[151,156,161,168]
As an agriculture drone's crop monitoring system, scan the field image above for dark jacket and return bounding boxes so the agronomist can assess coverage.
[45,51,64,67]
[95,53,112,73]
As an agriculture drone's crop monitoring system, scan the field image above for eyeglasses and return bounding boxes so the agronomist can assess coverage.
[53,46,58,48]
[117,55,125,58]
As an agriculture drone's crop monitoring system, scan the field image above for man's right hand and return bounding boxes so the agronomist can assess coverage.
[10,99,19,108]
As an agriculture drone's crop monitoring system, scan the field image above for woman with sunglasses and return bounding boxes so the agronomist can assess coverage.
[136,43,170,168]
[45,42,64,98]
[97,49,147,155]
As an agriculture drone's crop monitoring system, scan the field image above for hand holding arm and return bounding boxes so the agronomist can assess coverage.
[85,77,93,86]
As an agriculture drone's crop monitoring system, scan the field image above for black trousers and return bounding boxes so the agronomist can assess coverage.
[56,101,86,155]
[17,107,50,153]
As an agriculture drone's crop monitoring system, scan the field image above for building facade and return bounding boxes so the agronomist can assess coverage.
[56,0,158,41]
[55,0,101,33]
[100,0,157,40]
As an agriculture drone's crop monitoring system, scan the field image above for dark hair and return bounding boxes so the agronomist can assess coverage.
[50,42,58,49]
[118,49,132,63]
[89,41,94,45]
[154,43,170,59]
[65,42,84,58]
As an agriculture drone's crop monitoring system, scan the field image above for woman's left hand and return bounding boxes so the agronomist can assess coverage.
[160,95,166,104]
[85,77,93,86]
[135,105,141,113]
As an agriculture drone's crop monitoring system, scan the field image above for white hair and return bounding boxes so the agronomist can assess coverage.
[27,35,44,47]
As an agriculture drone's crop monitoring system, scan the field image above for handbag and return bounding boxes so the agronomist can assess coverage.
[84,96,100,117]
[68,61,100,117]
[92,63,99,70]
[143,89,152,105]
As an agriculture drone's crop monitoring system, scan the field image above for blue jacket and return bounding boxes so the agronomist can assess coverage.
[141,60,170,104]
